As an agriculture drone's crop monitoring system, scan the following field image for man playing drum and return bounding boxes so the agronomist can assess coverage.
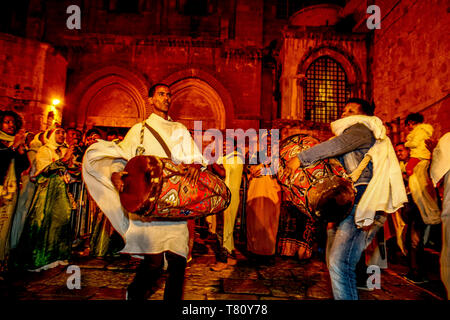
[82,83,206,300]
[285,98,407,300]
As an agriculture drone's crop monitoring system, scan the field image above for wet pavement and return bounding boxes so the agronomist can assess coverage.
[1,234,447,301]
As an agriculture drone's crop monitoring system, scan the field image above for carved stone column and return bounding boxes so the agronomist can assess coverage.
[295,74,307,120]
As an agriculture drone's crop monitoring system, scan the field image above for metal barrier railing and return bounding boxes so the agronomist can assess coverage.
[68,181,91,246]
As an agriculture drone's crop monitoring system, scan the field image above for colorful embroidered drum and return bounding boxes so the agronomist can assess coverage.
[120,155,231,220]
[277,134,355,223]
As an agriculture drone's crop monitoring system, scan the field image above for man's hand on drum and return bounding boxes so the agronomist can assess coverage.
[285,156,301,180]
[183,165,201,186]
[111,171,128,193]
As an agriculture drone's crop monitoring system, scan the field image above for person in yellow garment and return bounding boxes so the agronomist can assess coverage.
[404,113,440,226]
[210,137,245,271]
[245,132,281,263]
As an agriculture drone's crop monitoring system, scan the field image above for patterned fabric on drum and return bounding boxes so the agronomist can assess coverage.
[121,155,230,220]
[277,134,354,222]
[156,158,230,219]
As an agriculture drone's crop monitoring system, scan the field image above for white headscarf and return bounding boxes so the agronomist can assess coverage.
[45,128,66,151]
[35,128,67,174]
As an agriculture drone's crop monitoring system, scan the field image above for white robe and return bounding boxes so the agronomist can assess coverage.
[82,114,205,258]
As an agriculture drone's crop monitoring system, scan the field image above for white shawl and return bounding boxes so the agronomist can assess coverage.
[430,132,450,187]
[82,113,205,257]
[82,140,130,236]
[331,115,408,227]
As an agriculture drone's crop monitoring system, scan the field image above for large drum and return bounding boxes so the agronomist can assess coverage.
[119,155,231,221]
[277,134,355,223]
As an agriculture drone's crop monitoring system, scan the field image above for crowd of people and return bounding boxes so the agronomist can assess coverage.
[0,89,449,300]
[0,114,125,275]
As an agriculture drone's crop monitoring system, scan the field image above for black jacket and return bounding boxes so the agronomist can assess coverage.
[0,141,30,185]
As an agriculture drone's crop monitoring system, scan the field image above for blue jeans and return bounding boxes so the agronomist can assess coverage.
[326,185,386,300]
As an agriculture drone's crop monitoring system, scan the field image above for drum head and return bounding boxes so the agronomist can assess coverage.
[120,155,164,215]
[310,176,355,223]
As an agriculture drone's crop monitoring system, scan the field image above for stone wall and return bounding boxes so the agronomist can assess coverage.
[33,0,266,131]
[4,0,447,139]
[0,33,67,131]
[372,0,450,141]
[62,37,262,131]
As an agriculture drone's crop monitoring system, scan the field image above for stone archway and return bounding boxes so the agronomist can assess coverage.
[80,76,146,128]
[160,69,233,131]
[289,4,342,27]
[67,66,150,129]
[297,46,363,89]
[168,78,226,130]
[162,68,233,130]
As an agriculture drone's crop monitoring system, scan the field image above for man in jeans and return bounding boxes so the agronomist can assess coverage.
[286,98,407,300]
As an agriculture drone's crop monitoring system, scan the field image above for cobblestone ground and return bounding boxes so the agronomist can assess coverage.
[1,235,447,301]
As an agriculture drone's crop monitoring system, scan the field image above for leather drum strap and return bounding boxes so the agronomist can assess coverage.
[349,154,372,182]
[143,122,172,159]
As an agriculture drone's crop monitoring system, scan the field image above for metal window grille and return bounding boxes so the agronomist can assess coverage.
[304,56,350,123]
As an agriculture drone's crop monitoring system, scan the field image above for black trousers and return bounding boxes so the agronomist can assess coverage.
[403,195,426,277]
[127,251,187,300]
[210,210,229,263]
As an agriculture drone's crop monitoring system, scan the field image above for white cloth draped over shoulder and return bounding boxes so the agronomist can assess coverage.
[331,115,408,227]
[82,113,206,258]
[430,132,450,187]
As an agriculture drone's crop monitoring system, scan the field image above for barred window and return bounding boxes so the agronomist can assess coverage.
[304,56,350,123]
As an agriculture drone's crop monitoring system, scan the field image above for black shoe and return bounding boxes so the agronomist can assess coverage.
[126,283,149,300]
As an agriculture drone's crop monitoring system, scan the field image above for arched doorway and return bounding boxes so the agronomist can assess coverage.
[169,78,226,130]
[68,66,150,130]
[83,80,145,128]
